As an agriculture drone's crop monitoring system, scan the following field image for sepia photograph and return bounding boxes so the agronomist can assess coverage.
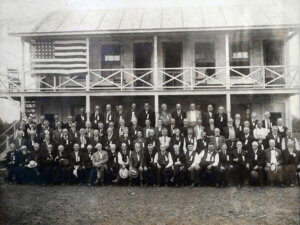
[0,0,299,224]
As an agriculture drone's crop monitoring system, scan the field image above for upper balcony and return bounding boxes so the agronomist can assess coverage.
[1,65,299,94]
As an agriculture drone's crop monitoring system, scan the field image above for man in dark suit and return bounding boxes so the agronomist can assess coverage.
[223,118,238,140]
[14,130,27,149]
[102,128,117,151]
[4,143,19,183]
[36,116,45,136]
[63,115,74,130]
[214,106,227,131]
[39,120,53,143]
[171,103,186,129]
[103,104,116,128]
[77,128,90,152]
[143,119,154,138]
[38,143,56,185]
[89,129,102,149]
[172,144,186,187]
[116,105,127,126]
[68,143,85,184]
[276,118,288,138]
[75,107,87,130]
[239,127,255,151]
[129,118,142,140]
[90,105,103,129]
[217,143,233,187]
[59,129,75,154]
[249,112,258,131]
[247,141,265,186]
[265,126,282,149]
[231,141,249,187]
[262,111,273,134]
[196,131,209,153]
[138,102,155,128]
[53,145,70,185]
[170,128,184,153]
[127,103,138,126]
[202,104,215,127]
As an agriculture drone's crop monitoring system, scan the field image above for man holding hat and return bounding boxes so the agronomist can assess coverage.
[69,143,85,185]
[129,142,147,186]
[53,145,70,185]
[247,141,265,186]
[117,143,130,185]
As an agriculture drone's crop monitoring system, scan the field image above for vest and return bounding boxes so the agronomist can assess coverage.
[186,150,197,167]
[157,151,169,166]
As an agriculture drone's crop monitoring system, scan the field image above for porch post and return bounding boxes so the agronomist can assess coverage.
[225,34,230,89]
[153,35,158,90]
[86,37,90,91]
[154,94,159,126]
[86,95,90,122]
[21,38,25,92]
[226,93,231,119]
[20,95,26,120]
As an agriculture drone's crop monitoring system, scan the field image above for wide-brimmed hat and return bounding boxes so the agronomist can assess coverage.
[128,167,138,179]
[27,160,37,168]
[250,171,258,179]
[119,168,129,179]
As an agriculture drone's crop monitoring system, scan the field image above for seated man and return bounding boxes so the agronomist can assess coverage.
[25,142,41,184]
[172,144,186,187]
[68,143,85,185]
[14,145,30,184]
[217,143,233,187]
[91,143,108,185]
[198,143,219,187]
[264,139,284,187]
[4,143,18,184]
[143,143,157,186]
[53,145,70,185]
[185,143,200,187]
[231,141,249,188]
[282,140,299,187]
[117,143,130,185]
[106,144,119,183]
[154,146,173,187]
[129,142,147,186]
[83,145,94,186]
[38,143,56,185]
[248,141,265,186]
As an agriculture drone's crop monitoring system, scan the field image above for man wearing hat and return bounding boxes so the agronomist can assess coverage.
[69,143,85,185]
[154,146,173,187]
[91,143,108,185]
[185,143,200,187]
[198,143,219,187]
[53,145,69,185]
[172,144,186,187]
[117,143,130,185]
[129,142,147,186]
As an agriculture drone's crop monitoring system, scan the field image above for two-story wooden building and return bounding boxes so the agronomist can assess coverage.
[1,6,300,130]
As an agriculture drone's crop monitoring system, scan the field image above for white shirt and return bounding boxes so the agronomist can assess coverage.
[270,149,277,164]
[190,110,197,122]
[117,152,129,165]
[253,127,267,139]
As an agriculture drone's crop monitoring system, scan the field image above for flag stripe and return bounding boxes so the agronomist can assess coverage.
[31,39,87,75]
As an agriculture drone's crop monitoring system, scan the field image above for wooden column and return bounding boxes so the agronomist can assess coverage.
[86,95,90,122]
[154,94,159,126]
[225,34,230,89]
[21,38,25,92]
[226,93,231,119]
[20,95,26,120]
[86,37,90,91]
[153,35,158,90]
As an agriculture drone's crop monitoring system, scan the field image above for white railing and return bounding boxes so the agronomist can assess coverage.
[0,65,299,92]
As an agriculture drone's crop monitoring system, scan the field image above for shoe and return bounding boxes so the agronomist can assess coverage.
[290,183,295,187]
[88,183,92,187]
[175,184,179,187]
[280,183,285,188]
[112,178,118,183]
[190,183,195,187]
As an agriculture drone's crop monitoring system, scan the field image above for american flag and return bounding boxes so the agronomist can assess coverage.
[30,39,87,74]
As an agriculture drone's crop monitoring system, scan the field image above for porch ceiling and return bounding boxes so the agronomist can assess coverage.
[10,5,300,37]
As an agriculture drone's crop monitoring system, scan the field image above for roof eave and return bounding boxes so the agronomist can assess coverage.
[9,24,300,38]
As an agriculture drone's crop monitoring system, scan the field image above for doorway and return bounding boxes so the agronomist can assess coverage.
[133,43,152,87]
[163,42,183,87]
[263,40,284,85]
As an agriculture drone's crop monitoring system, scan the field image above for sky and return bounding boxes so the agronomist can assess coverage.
[0,0,299,123]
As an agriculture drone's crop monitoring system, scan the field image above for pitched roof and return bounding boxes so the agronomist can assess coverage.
[10,5,300,36]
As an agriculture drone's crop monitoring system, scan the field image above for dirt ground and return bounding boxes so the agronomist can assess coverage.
[0,182,299,225]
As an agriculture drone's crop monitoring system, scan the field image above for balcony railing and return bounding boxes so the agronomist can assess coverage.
[0,65,299,92]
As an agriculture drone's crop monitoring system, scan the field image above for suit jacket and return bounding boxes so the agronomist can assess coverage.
[39,127,53,142]
[118,136,133,150]
[197,138,209,153]
[171,110,186,128]
[249,119,258,130]
[214,113,228,130]
[69,151,85,168]
[138,109,155,127]
[282,149,299,166]
[102,111,116,126]
[76,135,90,150]
[218,150,232,167]
[209,135,226,151]
[101,135,117,149]
[170,136,184,152]
[142,126,154,138]
[193,125,205,140]
[52,129,63,144]
[90,112,103,128]
[129,150,145,168]
[154,127,164,139]
[231,148,248,166]
[277,126,288,138]
[248,147,265,169]
[89,136,103,149]
[223,127,238,140]
[202,111,215,127]
[226,139,237,152]
[58,135,75,153]
[26,136,39,151]
[129,125,142,139]
[265,133,282,149]
[13,137,28,149]
[262,119,273,133]
[75,114,87,130]
[239,134,255,150]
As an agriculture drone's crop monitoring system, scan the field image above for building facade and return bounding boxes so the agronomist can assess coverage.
[0,7,300,131]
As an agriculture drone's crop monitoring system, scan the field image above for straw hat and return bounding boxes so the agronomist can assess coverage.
[119,168,129,179]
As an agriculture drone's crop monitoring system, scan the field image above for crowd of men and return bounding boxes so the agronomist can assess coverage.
[4,102,300,188]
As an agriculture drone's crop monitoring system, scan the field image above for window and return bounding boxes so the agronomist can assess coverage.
[101,44,121,68]
[230,41,250,76]
[195,42,215,76]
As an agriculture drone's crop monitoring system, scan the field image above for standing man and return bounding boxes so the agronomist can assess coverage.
[214,106,227,131]
[171,103,186,128]
[138,103,155,128]
[186,103,201,128]
[203,104,215,127]
[90,105,102,129]
[75,108,87,130]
